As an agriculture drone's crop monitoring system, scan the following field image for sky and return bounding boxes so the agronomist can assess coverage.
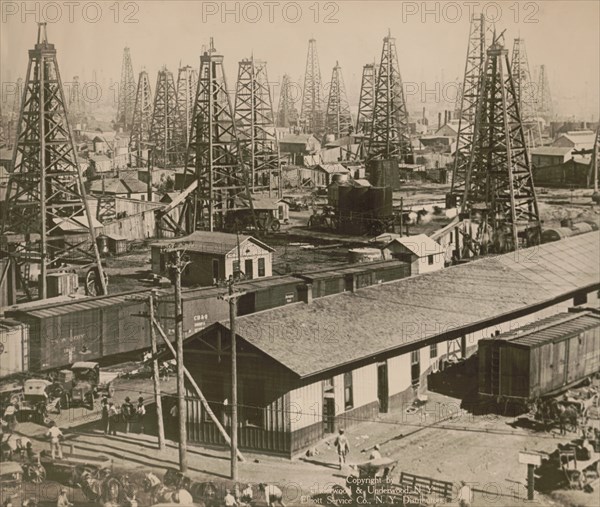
[1,0,599,120]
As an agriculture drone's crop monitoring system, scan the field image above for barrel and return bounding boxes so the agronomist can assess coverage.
[541,227,574,243]
[571,222,593,235]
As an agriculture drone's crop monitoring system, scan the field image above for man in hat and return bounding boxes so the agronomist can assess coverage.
[56,489,72,507]
[259,483,286,507]
[108,402,118,436]
[223,489,237,507]
[241,484,253,505]
[121,397,134,433]
[136,397,146,434]
[334,428,350,470]
[46,421,63,460]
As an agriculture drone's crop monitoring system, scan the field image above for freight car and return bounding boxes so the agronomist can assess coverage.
[541,221,599,243]
[0,319,29,378]
[478,310,600,407]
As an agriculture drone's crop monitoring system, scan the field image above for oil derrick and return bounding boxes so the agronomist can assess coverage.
[116,47,136,131]
[8,78,23,144]
[175,65,198,151]
[367,31,412,162]
[129,70,153,167]
[461,36,541,255]
[276,74,299,128]
[149,67,181,168]
[511,38,542,148]
[68,75,83,120]
[234,56,281,196]
[537,64,554,121]
[325,62,353,138]
[182,39,253,232]
[453,80,463,120]
[354,63,377,160]
[451,14,490,202]
[300,38,325,136]
[0,24,107,300]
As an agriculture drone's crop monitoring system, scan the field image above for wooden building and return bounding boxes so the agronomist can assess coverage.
[175,232,599,457]
[150,231,275,286]
[382,234,445,275]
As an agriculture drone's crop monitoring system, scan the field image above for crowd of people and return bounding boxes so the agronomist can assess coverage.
[101,396,147,436]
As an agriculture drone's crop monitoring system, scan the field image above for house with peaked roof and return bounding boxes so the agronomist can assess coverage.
[551,131,596,151]
[382,234,445,274]
[150,231,275,286]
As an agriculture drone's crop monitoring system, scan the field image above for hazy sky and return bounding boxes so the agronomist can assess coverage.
[2,0,599,119]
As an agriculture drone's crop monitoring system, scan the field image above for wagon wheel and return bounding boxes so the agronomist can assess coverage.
[24,463,46,484]
[85,268,109,296]
[270,219,281,232]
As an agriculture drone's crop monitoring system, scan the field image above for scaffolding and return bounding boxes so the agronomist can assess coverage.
[325,61,353,139]
[300,38,325,136]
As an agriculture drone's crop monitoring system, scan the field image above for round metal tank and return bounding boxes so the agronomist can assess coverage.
[368,187,393,217]
[348,248,383,263]
[328,182,339,208]
[349,187,369,213]
[541,227,574,243]
[581,220,599,231]
[337,185,353,211]
[571,222,593,235]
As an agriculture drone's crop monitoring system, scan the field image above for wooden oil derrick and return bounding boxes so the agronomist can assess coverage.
[149,67,182,168]
[511,38,542,148]
[175,65,198,152]
[116,47,136,131]
[325,61,353,139]
[234,56,281,197]
[367,31,412,162]
[354,63,377,160]
[451,14,491,203]
[0,23,107,300]
[300,38,325,136]
[537,64,554,122]
[276,74,299,128]
[129,70,153,168]
[461,35,541,255]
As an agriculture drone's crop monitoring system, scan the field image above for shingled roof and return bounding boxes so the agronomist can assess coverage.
[200,232,599,379]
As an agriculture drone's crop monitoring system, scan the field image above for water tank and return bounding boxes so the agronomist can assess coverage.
[368,187,393,217]
[348,248,383,263]
[328,182,339,208]
[349,187,370,213]
[337,185,353,212]
[541,227,574,243]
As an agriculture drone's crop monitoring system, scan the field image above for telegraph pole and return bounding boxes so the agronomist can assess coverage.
[149,290,166,451]
[167,248,189,473]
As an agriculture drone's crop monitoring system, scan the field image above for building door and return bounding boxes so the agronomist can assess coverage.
[244,259,253,279]
[323,378,335,433]
[377,362,389,413]
[411,350,420,387]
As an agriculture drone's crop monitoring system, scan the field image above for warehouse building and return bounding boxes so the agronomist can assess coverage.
[178,232,600,457]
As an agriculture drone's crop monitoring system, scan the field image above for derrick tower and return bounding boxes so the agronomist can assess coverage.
[451,14,491,201]
[354,63,377,160]
[116,47,136,130]
[537,64,554,121]
[184,39,252,232]
[300,38,324,136]
[176,65,198,151]
[149,67,181,168]
[0,24,107,300]
[511,38,542,148]
[69,75,83,119]
[276,74,299,128]
[325,61,353,138]
[461,35,541,254]
[367,31,412,162]
[234,56,281,196]
[129,70,153,167]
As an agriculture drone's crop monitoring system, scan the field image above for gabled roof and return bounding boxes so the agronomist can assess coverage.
[151,230,275,255]
[89,178,129,194]
[530,147,573,156]
[280,134,317,144]
[384,234,444,257]
[315,163,350,174]
[121,178,147,193]
[199,231,599,379]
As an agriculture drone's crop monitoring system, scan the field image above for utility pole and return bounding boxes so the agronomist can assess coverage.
[149,290,166,451]
[167,248,189,472]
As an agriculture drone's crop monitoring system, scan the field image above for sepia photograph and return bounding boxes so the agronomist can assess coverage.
[0,1,599,506]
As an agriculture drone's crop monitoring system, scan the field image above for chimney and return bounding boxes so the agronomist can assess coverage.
[444,110,448,125]
[422,107,426,121]
[300,283,313,304]
[448,111,452,121]
[438,112,442,129]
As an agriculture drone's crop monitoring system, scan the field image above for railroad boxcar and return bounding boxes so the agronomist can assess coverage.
[0,319,29,378]
[479,310,600,402]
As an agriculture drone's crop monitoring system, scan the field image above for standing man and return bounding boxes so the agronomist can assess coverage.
[3,403,17,431]
[46,421,63,460]
[369,444,382,460]
[259,484,286,507]
[121,397,134,433]
[334,429,350,470]
[56,489,72,507]
[458,481,473,507]
[101,397,109,435]
[108,402,118,436]
[136,397,146,434]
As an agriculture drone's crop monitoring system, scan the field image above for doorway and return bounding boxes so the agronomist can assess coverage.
[377,361,389,413]
[323,378,335,433]
[411,350,421,387]
[244,259,253,279]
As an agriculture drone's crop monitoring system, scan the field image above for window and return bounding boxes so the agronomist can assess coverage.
[258,257,266,277]
[430,343,437,358]
[411,350,420,365]
[344,372,353,410]
[212,259,220,281]
[428,255,434,265]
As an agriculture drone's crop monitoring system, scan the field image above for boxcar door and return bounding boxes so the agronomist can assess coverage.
[323,378,335,434]
[552,340,567,391]
[377,362,389,413]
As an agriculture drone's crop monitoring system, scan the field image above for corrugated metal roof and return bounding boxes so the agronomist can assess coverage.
[498,311,600,347]
[208,232,600,378]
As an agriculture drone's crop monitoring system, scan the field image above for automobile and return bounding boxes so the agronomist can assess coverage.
[19,379,53,423]
[0,461,23,507]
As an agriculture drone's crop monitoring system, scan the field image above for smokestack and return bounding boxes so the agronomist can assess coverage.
[444,110,448,125]
[448,111,452,121]
[438,112,442,129]
[422,107,426,121]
